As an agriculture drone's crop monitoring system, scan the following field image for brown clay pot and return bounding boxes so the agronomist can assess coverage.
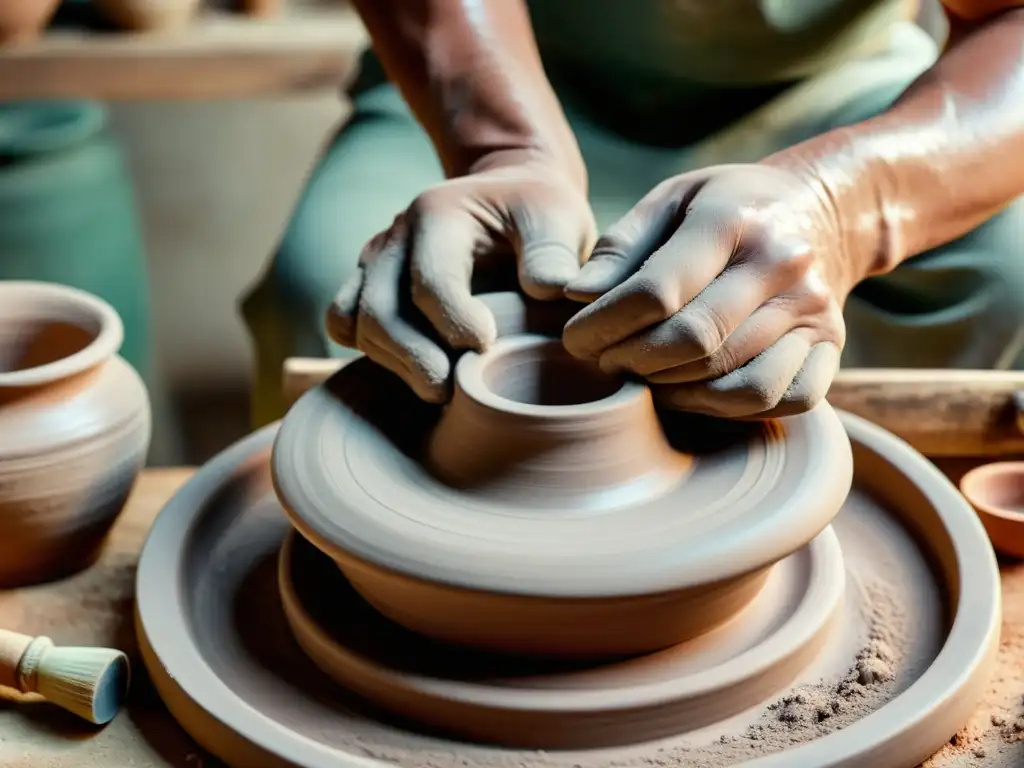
[0,0,60,45]
[0,281,151,586]
[95,0,202,31]
[960,461,1024,558]
[240,0,278,17]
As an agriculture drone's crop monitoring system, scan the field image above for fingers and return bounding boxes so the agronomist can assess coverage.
[408,208,498,352]
[653,330,839,418]
[324,267,362,349]
[596,266,766,376]
[356,226,451,404]
[565,172,709,301]
[759,341,840,419]
[512,200,596,301]
[563,208,733,360]
[643,286,828,384]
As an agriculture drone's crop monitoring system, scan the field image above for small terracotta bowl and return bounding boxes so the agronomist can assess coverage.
[960,462,1024,558]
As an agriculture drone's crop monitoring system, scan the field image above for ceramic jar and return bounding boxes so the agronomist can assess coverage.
[0,281,151,586]
[95,0,202,31]
[0,0,60,44]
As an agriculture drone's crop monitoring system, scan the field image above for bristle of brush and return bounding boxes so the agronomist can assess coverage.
[35,647,131,724]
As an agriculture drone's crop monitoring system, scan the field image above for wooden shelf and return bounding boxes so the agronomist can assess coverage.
[0,8,368,100]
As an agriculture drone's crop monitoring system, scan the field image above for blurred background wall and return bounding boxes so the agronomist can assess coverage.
[108,95,348,463]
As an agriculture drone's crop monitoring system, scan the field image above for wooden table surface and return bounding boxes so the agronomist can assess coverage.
[0,467,1022,767]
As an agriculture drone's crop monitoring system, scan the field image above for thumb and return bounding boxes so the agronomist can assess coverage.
[512,200,596,301]
[565,176,697,302]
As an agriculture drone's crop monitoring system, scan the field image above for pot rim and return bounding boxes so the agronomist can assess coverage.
[960,460,1024,522]
[0,280,123,387]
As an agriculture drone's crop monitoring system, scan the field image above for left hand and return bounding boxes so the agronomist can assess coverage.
[562,163,854,419]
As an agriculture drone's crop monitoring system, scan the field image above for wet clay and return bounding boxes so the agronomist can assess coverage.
[273,293,853,658]
[135,413,999,768]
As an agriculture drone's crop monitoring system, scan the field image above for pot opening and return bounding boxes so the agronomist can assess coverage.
[0,317,101,375]
[964,467,1024,517]
[481,340,622,407]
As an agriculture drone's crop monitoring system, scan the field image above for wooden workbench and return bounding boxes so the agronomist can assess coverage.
[0,468,1021,767]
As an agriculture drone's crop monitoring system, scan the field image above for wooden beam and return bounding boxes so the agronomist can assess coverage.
[826,368,1024,457]
[281,357,1024,458]
[0,9,367,100]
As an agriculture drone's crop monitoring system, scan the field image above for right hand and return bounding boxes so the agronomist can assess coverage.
[325,150,596,403]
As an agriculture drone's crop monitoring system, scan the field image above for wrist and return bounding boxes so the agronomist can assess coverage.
[467,145,588,192]
[762,128,905,287]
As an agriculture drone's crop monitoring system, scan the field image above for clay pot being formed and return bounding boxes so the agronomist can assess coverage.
[95,0,201,31]
[960,461,1024,558]
[0,281,151,587]
[274,293,854,659]
[0,0,60,44]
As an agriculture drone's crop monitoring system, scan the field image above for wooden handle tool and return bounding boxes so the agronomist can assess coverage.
[281,357,1024,458]
[0,630,130,724]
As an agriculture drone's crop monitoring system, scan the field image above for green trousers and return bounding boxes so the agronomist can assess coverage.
[241,22,1024,427]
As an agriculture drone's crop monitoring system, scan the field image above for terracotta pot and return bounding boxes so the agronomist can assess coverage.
[95,0,201,31]
[240,0,278,17]
[960,461,1024,558]
[0,281,151,587]
[0,0,60,44]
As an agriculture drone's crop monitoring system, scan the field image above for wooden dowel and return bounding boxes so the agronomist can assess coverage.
[282,357,1024,458]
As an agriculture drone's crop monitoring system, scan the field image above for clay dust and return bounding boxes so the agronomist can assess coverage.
[338,580,907,768]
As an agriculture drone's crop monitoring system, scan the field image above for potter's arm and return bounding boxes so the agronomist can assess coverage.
[764,2,1024,289]
[347,0,584,186]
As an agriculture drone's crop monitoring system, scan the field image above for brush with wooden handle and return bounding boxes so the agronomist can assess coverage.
[0,630,130,724]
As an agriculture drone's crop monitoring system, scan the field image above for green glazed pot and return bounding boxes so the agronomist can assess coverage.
[0,101,151,379]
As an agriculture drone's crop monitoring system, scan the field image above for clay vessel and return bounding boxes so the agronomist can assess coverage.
[239,0,279,17]
[0,0,60,44]
[274,293,853,658]
[0,281,151,586]
[95,0,201,31]
[960,461,1024,558]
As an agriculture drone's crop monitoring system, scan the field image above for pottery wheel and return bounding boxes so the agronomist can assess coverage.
[136,417,1000,768]
[278,526,844,748]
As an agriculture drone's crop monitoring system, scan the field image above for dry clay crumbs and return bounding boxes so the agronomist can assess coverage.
[344,582,939,767]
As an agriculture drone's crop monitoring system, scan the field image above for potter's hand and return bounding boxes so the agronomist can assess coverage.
[326,150,596,403]
[562,164,854,420]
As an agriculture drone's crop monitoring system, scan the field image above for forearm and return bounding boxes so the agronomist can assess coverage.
[349,0,584,186]
[765,6,1024,284]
